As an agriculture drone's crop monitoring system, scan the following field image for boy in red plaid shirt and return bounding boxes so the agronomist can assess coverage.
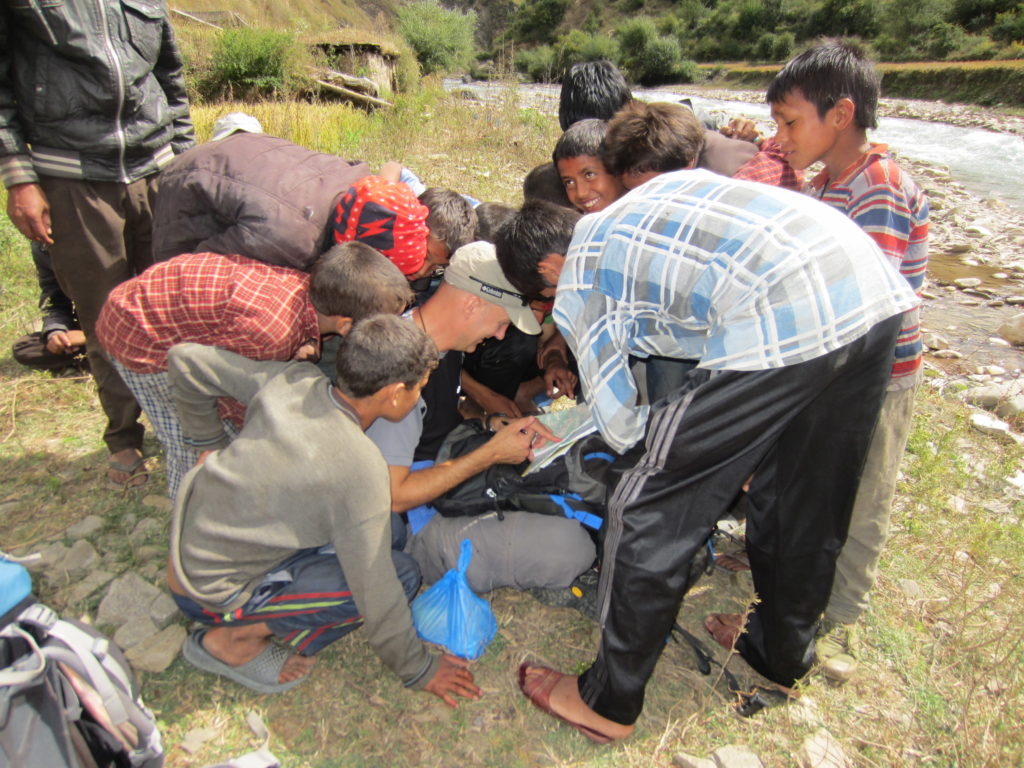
[96,242,412,499]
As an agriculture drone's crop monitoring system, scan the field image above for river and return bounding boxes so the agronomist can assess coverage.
[446,79,1024,212]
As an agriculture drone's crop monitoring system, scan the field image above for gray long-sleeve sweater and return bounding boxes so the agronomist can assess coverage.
[166,343,438,689]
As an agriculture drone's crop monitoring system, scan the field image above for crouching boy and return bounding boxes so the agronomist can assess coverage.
[165,316,481,705]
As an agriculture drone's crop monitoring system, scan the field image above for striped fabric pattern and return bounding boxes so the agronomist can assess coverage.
[809,145,930,383]
[553,169,919,452]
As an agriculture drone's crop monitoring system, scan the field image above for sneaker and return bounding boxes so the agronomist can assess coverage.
[529,568,600,620]
[816,620,859,683]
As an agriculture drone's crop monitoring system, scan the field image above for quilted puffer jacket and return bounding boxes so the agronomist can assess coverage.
[0,0,194,188]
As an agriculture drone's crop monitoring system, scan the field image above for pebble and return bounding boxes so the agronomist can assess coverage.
[180,727,218,756]
[712,745,763,768]
[970,412,1018,443]
[931,349,963,359]
[1007,296,1024,305]
[799,728,851,768]
[997,313,1024,345]
[26,542,69,574]
[150,592,180,628]
[50,539,99,579]
[68,569,115,604]
[114,617,160,650]
[97,573,162,627]
[124,624,186,674]
[899,579,925,599]
[675,755,715,768]
[922,333,950,350]
[954,277,982,288]
[65,515,104,539]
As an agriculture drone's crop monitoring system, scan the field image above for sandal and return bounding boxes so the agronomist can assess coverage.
[182,629,306,694]
[517,663,617,744]
[108,452,149,489]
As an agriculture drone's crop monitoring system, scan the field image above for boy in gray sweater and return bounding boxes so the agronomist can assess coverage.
[166,316,481,705]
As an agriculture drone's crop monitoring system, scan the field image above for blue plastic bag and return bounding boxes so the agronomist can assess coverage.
[411,539,497,660]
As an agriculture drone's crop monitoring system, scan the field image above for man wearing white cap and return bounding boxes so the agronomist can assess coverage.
[366,242,597,595]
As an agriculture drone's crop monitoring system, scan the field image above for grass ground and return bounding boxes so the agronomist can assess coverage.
[1,86,1023,766]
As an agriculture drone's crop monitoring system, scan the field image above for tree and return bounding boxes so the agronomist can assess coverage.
[398,0,478,75]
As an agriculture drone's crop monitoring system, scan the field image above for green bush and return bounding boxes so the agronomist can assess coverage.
[515,46,556,82]
[509,0,571,44]
[398,0,478,76]
[551,30,620,79]
[200,28,303,100]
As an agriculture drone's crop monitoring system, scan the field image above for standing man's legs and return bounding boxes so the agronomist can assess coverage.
[575,316,900,726]
[40,176,159,483]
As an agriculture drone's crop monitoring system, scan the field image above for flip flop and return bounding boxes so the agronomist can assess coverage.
[517,662,615,745]
[703,612,746,650]
[182,628,305,694]
[107,454,149,489]
[714,551,751,573]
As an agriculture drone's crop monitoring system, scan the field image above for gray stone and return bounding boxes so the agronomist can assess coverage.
[142,494,173,512]
[180,727,218,756]
[25,542,69,574]
[946,243,973,254]
[711,745,763,768]
[125,624,186,674]
[799,728,851,768]
[113,618,160,649]
[674,754,716,768]
[60,539,100,577]
[129,517,163,543]
[954,277,982,288]
[134,545,163,562]
[139,563,162,582]
[963,382,1024,419]
[922,333,950,350]
[899,579,925,599]
[931,349,963,359]
[96,573,162,628]
[976,365,1007,376]
[65,515,104,539]
[1006,296,1024,305]
[970,412,1019,444]
[965,223,992,237]
[997,313,1024,346]
[68,570,115,604]
[150,592,180,629]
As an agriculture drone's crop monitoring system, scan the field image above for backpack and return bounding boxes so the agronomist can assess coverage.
[0,556,164,768]
[430,420,639,533]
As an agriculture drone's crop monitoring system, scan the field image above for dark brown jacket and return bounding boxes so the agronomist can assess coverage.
[152,133,370,270]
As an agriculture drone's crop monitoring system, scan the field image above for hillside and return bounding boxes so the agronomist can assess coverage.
[171,0,403,32]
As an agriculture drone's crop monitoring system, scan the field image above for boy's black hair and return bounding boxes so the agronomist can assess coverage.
[552,119,609,166]
[495,200,581,299]
[335,314,438,398]
[559,61,633,131]
[523,162,572,209]
[766,39,880,130]
[600,101,705,177]
[418,188,478,254]
[310,242,412,320]
[474,201,516,243]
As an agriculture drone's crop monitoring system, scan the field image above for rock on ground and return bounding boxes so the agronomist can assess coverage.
[124,624,186,674]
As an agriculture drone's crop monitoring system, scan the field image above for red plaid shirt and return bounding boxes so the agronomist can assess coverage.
[97,253,319,424]
[732,138,804,191]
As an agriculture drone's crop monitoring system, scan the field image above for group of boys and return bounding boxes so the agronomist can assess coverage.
[4,18,928,743]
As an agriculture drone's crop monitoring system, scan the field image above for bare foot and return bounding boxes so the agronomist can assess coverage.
[203,624,315,685]
[704,612,746,650]
[520,664,634,742]
[108,447,148,487]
